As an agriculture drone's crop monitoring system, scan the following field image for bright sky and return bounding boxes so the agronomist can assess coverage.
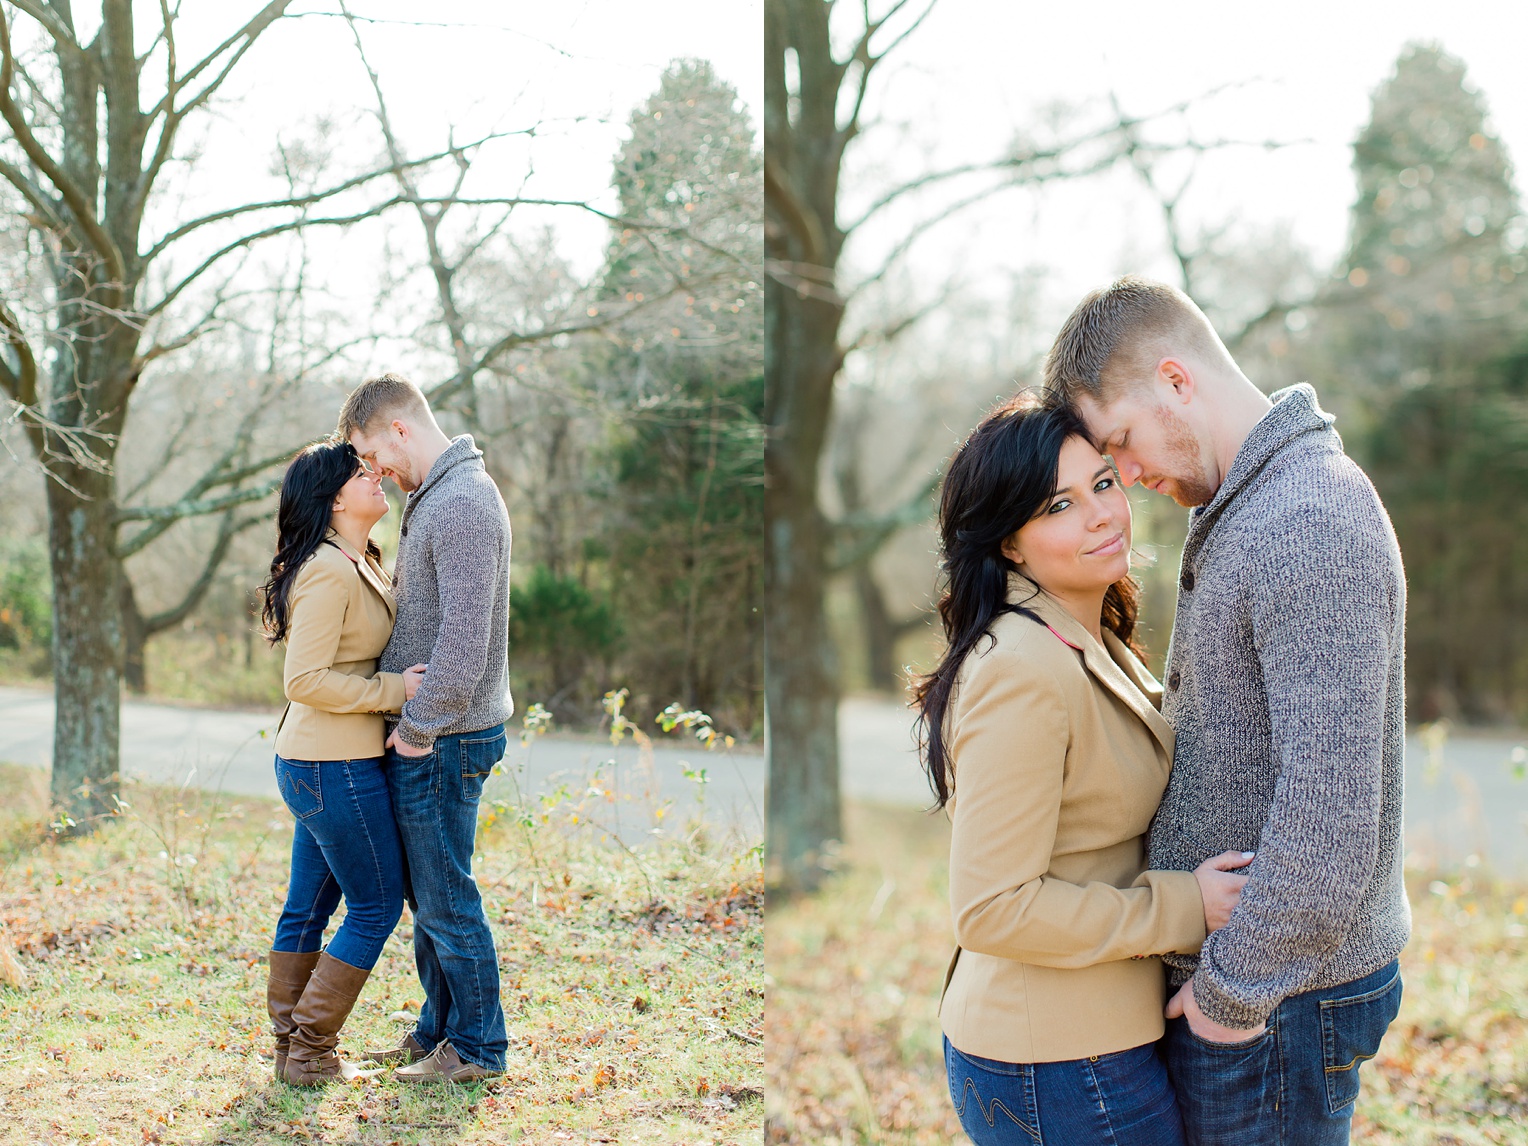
[179,0,762,277]
[839,0,1528,354]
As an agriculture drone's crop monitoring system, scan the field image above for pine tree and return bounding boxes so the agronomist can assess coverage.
[1316,42,1528,721]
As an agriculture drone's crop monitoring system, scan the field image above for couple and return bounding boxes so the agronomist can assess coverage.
[258,372,513,1086]
[921,278,1409,1145]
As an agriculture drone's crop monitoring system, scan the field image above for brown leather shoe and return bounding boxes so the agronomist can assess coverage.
[393,1040,502,1085]
[282,952,382,1086]
[266,950,321,1079]
[362,1030,430,1065]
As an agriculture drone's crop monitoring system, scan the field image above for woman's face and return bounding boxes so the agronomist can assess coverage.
[1002,434,1132,597]
[333,459,390,529]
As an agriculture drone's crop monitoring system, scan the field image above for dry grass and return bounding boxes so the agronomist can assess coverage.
[0,758,762,1146]
[765,802,1528,1145]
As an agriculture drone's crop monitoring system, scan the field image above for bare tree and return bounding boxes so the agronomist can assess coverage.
[764,0,1300,889]
[0,2,506,829]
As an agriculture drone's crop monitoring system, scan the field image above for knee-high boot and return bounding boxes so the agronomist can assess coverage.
[266,950,322,1079]
[282,952,378,1085]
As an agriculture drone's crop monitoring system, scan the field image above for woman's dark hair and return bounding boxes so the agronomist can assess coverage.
[260,439,379,644]
[912,392,1143,809]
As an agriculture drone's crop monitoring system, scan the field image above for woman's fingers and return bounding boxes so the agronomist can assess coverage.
[1205,849,1256,871]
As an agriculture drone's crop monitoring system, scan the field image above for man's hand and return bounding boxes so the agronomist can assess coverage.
[386,727,433,757]
[1166,978,1267,1043]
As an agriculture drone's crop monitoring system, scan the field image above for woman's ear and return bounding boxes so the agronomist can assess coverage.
[1000,535,1023,565]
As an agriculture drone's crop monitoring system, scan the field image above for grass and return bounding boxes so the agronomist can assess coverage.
[765,802,1528,1146]
[0,748,763,1146]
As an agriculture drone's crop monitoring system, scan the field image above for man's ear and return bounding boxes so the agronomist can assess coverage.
[391,418,410,441]
[1156,357,1195,404]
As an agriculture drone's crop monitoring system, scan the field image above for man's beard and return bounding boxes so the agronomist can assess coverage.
[1153,404,1216,507]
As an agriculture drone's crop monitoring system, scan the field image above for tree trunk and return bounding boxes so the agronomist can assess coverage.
[854,563,906,693]
[763,260,847,892]
[47,467,123,829]
[120,579,147,693]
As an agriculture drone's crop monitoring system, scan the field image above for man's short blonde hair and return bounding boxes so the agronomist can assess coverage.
[1044,276,1235,409]
[337,371,433,439]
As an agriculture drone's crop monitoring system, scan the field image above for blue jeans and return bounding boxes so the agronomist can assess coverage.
[386,725,508,1071]
[1164,959,1402,1146]
[271,754,404,970]
[945,1036,1187,1145]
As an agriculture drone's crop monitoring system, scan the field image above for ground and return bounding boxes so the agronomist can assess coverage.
[765,802,1528,1146]
[0,758,763,1146]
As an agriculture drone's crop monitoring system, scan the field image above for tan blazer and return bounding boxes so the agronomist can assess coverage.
[272,532,406,761]
[939,574,1206,1063]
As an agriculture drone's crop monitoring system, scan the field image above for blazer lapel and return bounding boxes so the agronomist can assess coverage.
[360,554,397,621]
[1011,576,1175,758]
[326,531,396,620]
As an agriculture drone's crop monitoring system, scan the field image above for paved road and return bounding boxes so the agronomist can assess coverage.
[839,695,1528,877]
[0,685,763,842]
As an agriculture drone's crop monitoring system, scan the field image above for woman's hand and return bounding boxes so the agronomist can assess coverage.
[1194,850,1255,932]
[402,663,428,701]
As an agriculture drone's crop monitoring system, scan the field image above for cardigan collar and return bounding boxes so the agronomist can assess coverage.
[1005,572,1173,755]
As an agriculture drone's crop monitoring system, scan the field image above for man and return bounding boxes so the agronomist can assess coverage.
[1044,277,1409,1145]
[338,371,513,1084]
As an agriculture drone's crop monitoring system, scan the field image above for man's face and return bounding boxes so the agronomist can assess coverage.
[1076,388,1217,508]
[349,422,419,492]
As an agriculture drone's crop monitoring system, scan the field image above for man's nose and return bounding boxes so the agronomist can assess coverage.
[1115,458,1142,486]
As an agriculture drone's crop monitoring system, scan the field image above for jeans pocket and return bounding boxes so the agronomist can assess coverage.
[1320,967,1402,1114]
[275,757,323,819]
[943,1038,1039,1144]
[459,730,506,803]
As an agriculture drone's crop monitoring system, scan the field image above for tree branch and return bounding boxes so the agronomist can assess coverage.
[0,7,127,282]
[115,479,278,528]
[139,510,267,635]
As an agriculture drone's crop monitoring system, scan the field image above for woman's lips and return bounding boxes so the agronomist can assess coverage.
[1087,531,1126,557]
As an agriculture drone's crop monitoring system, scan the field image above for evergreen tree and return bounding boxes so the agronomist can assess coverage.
[594,60,764,734]
[1314,42,1528,720]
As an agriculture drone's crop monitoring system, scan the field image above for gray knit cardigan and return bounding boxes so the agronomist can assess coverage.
[381,435,514,748]
[1150,383,1411,1028]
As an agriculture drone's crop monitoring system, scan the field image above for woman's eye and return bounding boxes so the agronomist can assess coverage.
[1095,477,1115,492]
[1047,498,1070,514]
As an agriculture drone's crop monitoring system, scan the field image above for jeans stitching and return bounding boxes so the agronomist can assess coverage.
[342,760,399,967]
[297,871,339,950]
[1082,1057,1120,1146]
[1318,971,1399,1114]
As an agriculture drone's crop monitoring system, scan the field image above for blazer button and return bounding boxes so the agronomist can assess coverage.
[1168,671,1181,690]
[1181,569,1195,591]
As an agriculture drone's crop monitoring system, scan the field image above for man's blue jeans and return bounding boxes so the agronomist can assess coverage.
[945,1036,1188,1145]
[1164,959,1402,1146]
[272,754,404,970]
[385,725,508,1071]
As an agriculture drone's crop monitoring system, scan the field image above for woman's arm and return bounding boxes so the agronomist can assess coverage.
[948,644,1207,968]
[283,557,407,715]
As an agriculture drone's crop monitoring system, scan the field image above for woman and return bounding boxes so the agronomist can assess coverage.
[259,439,426,1086]
[914,395,1252,1145]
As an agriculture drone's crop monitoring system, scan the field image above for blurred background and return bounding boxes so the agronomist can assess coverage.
[765,1,1528,1142]
[0,1,764,829]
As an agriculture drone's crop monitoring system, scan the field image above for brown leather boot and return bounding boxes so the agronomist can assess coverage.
[282,952,380,1086]
[266,950,321,1079]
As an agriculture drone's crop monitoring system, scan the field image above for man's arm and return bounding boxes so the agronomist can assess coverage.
[394,499,506,749]
[1190,500,1399,1029]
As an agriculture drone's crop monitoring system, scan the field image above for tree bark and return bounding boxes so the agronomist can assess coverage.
[120,580,147,694]
[46,465,123,826]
